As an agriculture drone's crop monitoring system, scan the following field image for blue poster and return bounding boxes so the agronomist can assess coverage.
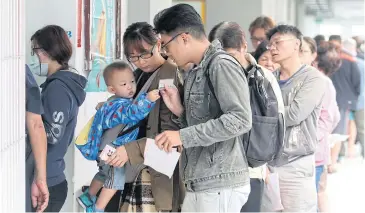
[85,0,115,92]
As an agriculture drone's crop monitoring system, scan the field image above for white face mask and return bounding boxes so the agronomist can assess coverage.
[29,55,48,76]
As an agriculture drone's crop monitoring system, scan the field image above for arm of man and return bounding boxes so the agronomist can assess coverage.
[160,76,182,132]
[26,112,47,179]
[285,72,326,127]
[180,57,252,148]
[26,66,47,180]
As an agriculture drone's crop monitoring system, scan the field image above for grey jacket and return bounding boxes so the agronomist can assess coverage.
[273,65,326,166]
[175,40,252,192]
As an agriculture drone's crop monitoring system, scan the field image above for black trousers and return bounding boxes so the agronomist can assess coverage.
[32,180,68,212]
[241,178,264,212]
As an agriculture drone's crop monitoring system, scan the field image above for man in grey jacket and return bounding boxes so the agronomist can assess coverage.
[267,25,326,212]
[153,4,252,212]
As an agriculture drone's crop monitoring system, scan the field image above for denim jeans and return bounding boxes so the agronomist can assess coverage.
[315,165,324,192]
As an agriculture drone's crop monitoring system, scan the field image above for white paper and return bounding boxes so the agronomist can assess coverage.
[158,79,174,90]
[328,134,349,148]
[143,138,181,178]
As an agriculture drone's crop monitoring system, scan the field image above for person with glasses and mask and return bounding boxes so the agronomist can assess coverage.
[266,25,327,212]
[92,22,184,212]
[249,16,276,51]
[27,25,87,212]
[153,4,252,212]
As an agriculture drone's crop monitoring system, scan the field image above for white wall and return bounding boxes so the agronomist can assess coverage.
[25,0,82,211]
[0,0,25,211]
[127,0,172,26]
[205,0,296,51]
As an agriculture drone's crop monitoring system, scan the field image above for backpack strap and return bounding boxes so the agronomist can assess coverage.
[205,51,245,102]
[99,70,159,150]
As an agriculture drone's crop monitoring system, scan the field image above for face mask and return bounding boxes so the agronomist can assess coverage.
[28,62,49,76]
[28,54,48,76]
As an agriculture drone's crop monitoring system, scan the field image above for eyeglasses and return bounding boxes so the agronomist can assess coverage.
[300,49,312,54]
[31,47,43,56]
[251,37,265,43]
[161,32,188,54]
[267,38,296,49]
[127,44,156,62]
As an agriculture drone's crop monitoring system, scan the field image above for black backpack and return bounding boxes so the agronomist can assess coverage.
[205,52,285,168]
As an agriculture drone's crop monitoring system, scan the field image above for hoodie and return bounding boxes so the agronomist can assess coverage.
[40,70,86,187]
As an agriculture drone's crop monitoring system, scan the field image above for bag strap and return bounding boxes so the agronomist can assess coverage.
[205,51,244,102]
[99,70,159,150]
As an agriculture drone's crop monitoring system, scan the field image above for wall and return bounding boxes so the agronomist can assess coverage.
[206,0,262,51]
[127,0,172,26]
[205,0,296,51]
[25,0,82,211]
[0,0,25,211]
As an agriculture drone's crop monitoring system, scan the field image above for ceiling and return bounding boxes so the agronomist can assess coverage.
[333,0,364,23]
[304,0,364,24]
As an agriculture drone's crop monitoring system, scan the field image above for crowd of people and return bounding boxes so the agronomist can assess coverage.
[25,3,364,213]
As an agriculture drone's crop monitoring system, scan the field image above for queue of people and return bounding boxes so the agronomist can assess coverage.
[25,3,364,213]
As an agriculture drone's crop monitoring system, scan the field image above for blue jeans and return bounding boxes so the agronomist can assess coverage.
[315,165,324,193]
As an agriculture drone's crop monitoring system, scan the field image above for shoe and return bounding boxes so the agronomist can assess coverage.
[86,204,104,213]
[85,204,96,213]
[77,189,95,211]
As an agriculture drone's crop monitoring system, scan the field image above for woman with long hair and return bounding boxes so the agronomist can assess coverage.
[28,25,87,212]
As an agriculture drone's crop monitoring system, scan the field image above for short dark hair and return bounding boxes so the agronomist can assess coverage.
[253,40,270,61]
[316,42,342,76]
[123,22,158,58]
[249,16,276,35]
[31,25,72,70]
[208,21,246,50]
[266,24,303,48]
[103,61,131,86]
[314,34,325,46]
[303,37,317,54]
[329,35,342,43]
[153,3,205,39]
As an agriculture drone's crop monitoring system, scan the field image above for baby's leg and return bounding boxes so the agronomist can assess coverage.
[95,188,118,211]
[95,166,126,212]
[89,173,106,197]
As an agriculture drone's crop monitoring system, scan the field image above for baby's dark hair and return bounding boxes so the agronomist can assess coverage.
[103,61,132,86]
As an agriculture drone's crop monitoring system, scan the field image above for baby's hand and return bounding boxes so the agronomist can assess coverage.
[147,90,160,102]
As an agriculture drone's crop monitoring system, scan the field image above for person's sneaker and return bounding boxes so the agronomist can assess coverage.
[86,204,104,213]
[77,189,95,210]
[85,204,95,213]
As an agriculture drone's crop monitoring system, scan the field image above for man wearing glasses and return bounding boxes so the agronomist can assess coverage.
[266,25,326,212]
[153,4,252,212]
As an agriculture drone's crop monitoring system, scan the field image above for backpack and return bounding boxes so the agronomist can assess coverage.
[205,51,285,168]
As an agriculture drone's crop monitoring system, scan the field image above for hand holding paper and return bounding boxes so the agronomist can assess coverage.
[144,138,181,178]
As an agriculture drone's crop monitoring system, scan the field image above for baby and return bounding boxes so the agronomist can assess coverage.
[77,61,159,212]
